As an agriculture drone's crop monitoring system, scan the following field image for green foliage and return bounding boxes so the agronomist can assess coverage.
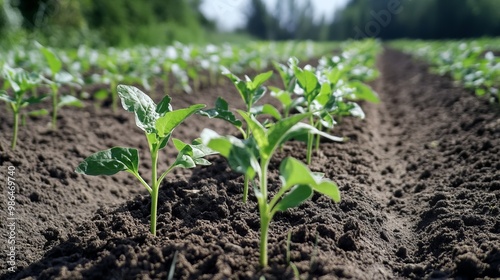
[38,44,83,129]
[270,40,380,164]
[0,64,46,149]
[82,0,205,46]
[392,39,500,104]
[76,85,215,235]
[330,0,500,40]
[1,0,211,47]
[202,112,341,267]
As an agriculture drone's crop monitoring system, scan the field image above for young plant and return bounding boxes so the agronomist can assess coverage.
[76,85,215,235]
[202,112,342,267]
[0,65,46,150]
[216,68,275,203]
[290,58,379,164]
[271,60,302,119]
[39,44,83,129]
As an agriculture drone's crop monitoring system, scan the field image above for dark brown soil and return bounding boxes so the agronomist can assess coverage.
[1,49,499,280]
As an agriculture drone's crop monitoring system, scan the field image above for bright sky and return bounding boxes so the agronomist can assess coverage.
[200,0,350,31]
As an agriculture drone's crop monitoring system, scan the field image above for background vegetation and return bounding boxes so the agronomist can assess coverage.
[0,0,214,47]
[245,0,500,40]
[1,0,499,48]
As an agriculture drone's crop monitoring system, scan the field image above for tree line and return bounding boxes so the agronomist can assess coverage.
[0,0,214,47]
[1,0,499,47]
[244,0,500,41]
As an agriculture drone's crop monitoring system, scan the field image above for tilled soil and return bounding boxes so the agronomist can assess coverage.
[0,49,499,280]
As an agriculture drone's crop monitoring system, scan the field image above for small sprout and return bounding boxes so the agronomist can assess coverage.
[208,68,278,203]
[76,85,215,235]
[0,64,46,150]
[38,43,83,129]
[202,112,342,267]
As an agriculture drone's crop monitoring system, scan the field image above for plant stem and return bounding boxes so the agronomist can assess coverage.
[258,159,270,267]
[306,114,314,164]
[315,122,322,153]
[306,133,313,165]
[150,150,159,235]
[242,107,252,203]
[150,186,159,235]
[11,109,19,150]
[51,84,58,130]
[259,212,270,267]
[286,231,292,265]
[243,176,249,203]
[111,80,117,113]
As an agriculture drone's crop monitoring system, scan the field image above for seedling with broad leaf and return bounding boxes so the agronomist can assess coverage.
[38,43,83,129]
[202,111,342,267]
[211,68,276,203]
[280,57,379,164]
[76,85,215,235]
[0,64,46,150]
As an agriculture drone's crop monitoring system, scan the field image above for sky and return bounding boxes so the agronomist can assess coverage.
[200,0,350,31]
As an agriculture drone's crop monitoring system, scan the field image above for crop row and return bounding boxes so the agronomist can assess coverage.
[1,39,381,268]
[391,39,500,104]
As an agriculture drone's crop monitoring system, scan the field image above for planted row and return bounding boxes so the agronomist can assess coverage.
[74,40,381,268]
[391,39,500,104]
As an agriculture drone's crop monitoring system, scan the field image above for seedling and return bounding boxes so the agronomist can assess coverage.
[76,85,215,235]
[283,57,379,164]
[202,112,342,267]
[217,68,276,203]
[0,64,46,150]
[38,44,83,129]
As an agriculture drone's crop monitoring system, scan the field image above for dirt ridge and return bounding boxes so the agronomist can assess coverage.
[0,49,499,279]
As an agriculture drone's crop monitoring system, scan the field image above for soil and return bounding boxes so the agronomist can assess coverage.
[1,48,499,280]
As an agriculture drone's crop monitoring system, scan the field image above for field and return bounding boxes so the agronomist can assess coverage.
[0,40,499,279]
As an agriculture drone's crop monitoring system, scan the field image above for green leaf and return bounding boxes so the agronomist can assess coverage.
[280,122,345,144]
[273,185,313,213]
[40,46,62,75]
[273,62,293,90]
[221,67,240,83]
[75,147,139,176]
[250,104,282,120]
[349,81,380,103]
[156,95,172,116]
[0,91,14,103]
[279,157,340,203]
[94,89,109,101]
[201,129,259,179]
[198,97,242,127]
[54,72,75,85]
[313,181,341,202]
[201,129,231,156]
[279,157,318,190]
[156,104,205,137]
[249,71,273,90]
[158,135,171,150]
[171,138,217,169]
[235,81,250,106]
[117,85,159,133]
[173,138,217,158]
[270,87,293,108]
[3,65,41,93]
[57,95,84,109]
[27,109,49,117]
[316,83,332,106]
[22,95,47,107]
[294,68,319,95]
[264,113,310,158]
[251,86,267,105]
[238,110,268,148]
